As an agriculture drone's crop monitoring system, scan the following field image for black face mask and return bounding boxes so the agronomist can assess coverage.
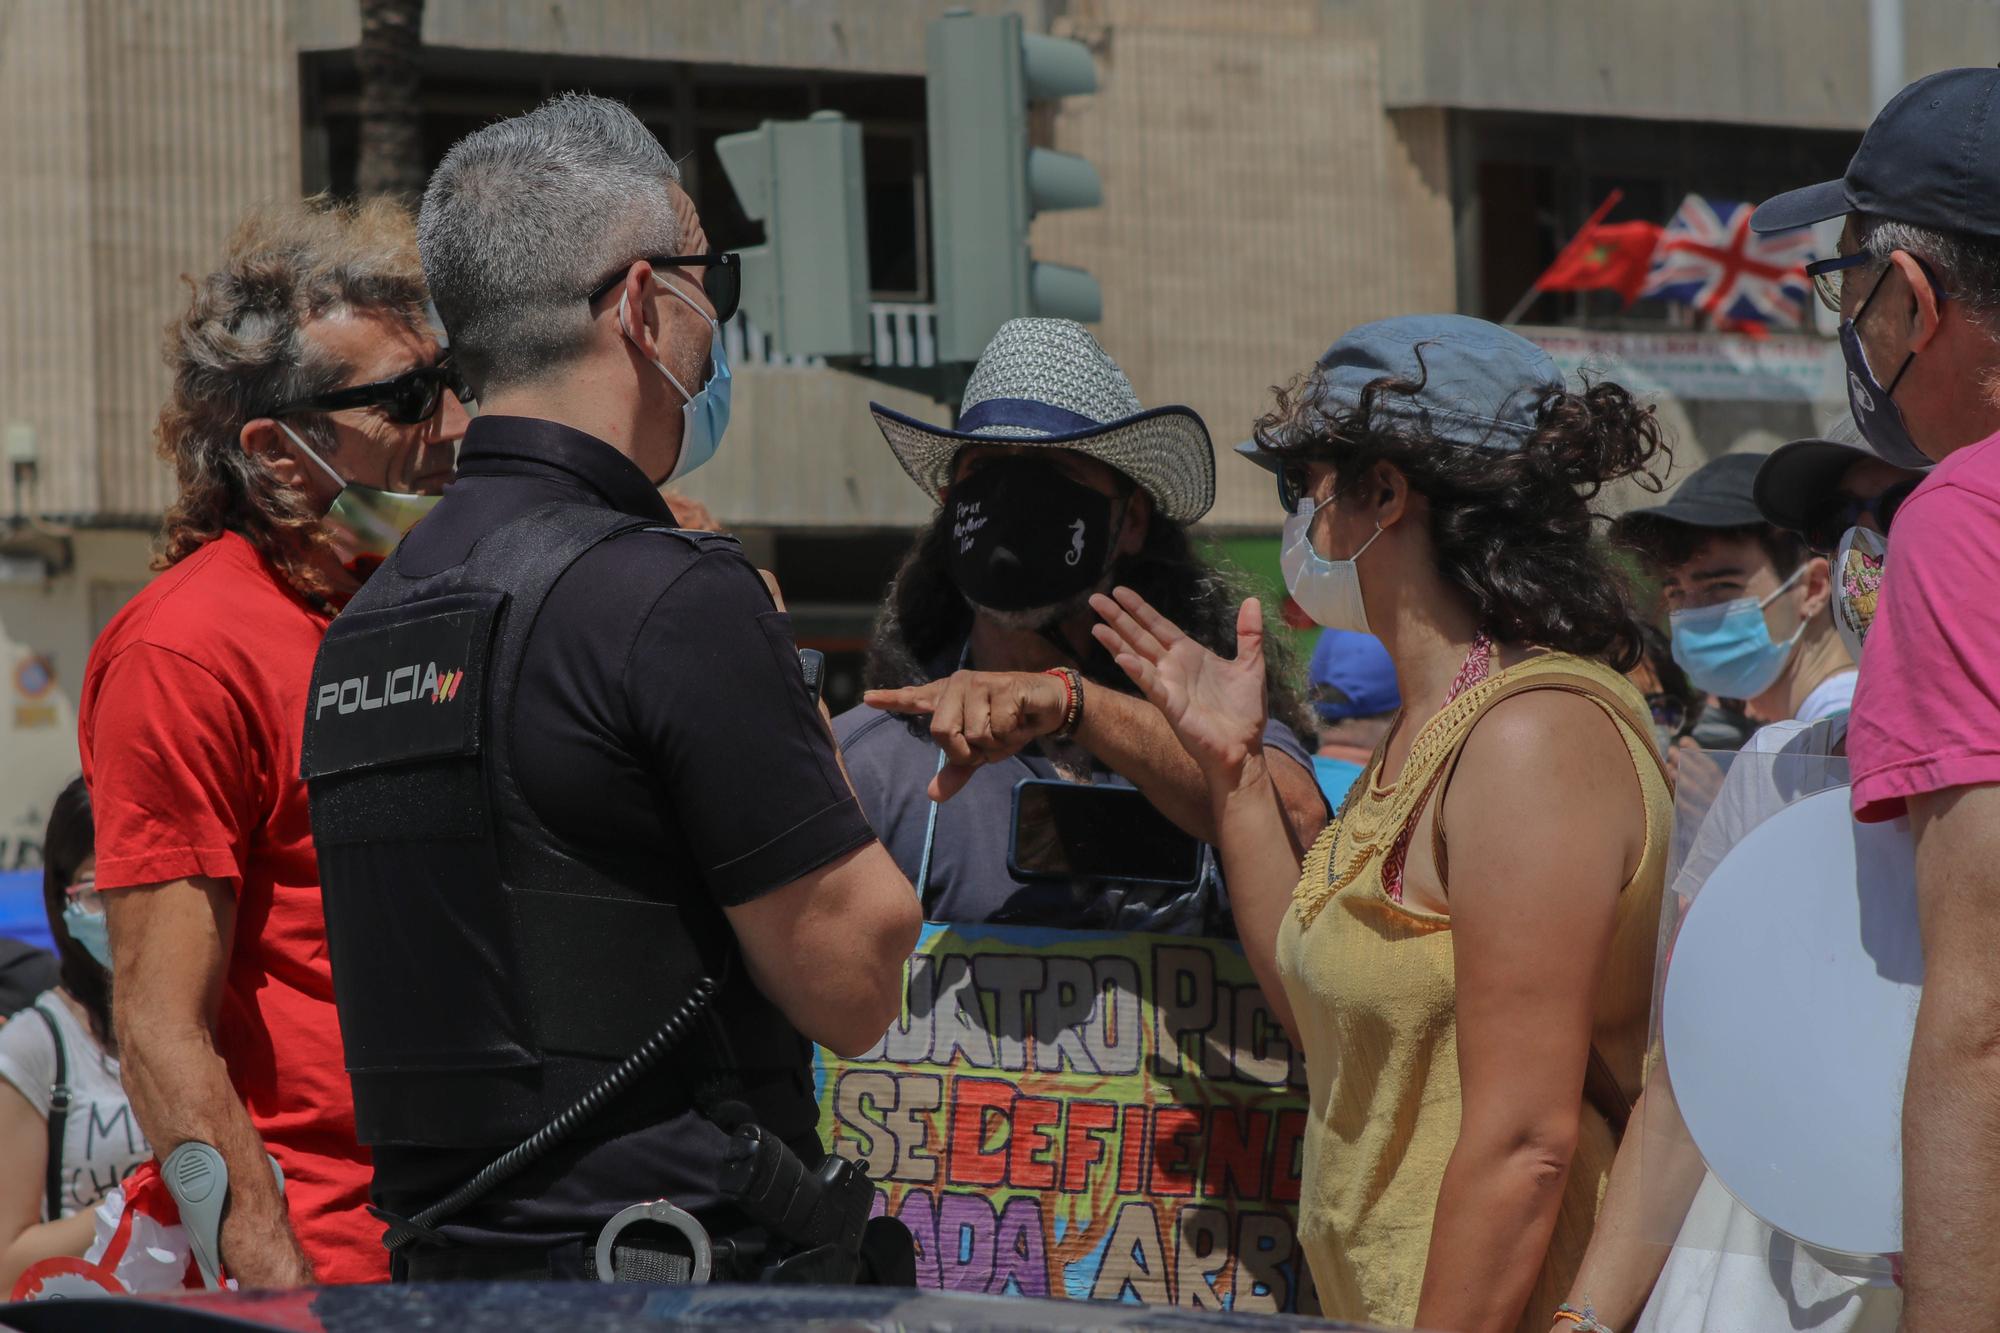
[945,457,1118,616]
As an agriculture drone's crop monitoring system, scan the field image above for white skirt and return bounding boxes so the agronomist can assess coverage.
[1636,1173,1901,1333]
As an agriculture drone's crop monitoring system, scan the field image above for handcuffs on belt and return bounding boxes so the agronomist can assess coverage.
[592,1118,885,1285]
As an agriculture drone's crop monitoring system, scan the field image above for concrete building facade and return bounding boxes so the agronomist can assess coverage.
[0,0,1973,854]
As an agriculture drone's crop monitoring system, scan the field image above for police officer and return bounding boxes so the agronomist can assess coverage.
[300,93,921,1282]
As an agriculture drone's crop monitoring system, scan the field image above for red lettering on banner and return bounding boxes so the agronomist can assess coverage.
[1118,1105,1148,1193]
[1009,1096,1061,1191]
[1204,1107,1269,1200]
[1271,1108,1307,1203]
[1149,1107,1201,1197]
[1061,1100,1117,1193]
[948,1078,1014,1186]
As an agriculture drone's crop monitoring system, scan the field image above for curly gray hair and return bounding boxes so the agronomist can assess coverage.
[155,195,428,602]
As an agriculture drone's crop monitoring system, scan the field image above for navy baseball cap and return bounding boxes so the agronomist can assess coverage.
[1237,314,1563,476]
[1618,452,1768,530]
[1753,435,1927,538]
[1309,629,1400,722]
[1753,67,2000,238]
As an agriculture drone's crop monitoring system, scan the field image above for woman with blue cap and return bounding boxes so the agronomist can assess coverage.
[1092,314,1671,1333]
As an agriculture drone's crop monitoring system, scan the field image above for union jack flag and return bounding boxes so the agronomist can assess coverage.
[1639,194,1816,327]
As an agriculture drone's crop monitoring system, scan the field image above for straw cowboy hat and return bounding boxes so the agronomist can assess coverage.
[870,318,1216,523]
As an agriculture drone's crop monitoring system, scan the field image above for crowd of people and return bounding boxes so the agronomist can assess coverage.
[0,61,1997,1333]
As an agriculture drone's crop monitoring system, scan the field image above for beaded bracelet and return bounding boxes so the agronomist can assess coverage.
[1553,1301,1614,1332]
[1043,666,1085,739]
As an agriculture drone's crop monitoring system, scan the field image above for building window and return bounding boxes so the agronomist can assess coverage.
[1451,111,1856,329]
[301,50,929,301]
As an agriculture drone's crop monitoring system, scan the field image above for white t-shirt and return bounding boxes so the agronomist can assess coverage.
[1643,712,1900,1333]
[1672,713,1849,903]
[0,990,150,1217]
[1796,668,1858,725]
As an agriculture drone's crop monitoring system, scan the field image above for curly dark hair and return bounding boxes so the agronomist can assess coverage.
[40,778,112,1050]
[1253,353,1669,673]
[154,196,428,604]
[865,503,1315,745]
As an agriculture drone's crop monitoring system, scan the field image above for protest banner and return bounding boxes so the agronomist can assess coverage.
[813,923,1311,1311]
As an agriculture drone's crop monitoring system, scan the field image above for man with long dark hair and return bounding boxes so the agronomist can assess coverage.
[838,318,1326,932]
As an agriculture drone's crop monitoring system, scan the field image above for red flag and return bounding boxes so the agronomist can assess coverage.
[1538,219,1663,305]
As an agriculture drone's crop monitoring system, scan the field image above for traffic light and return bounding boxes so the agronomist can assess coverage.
[714,111,872,359]
[926,11,1102,365]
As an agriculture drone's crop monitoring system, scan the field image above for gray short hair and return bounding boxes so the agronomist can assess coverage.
[418,93,681,393]
[1857,213,2000,325]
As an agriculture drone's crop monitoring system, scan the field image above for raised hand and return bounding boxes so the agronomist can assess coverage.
[1089,588,1270,786]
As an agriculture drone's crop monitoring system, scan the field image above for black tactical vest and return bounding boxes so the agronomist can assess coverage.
[302,502,813,1149]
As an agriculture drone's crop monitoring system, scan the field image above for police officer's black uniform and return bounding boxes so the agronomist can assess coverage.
[301,416,879,1281]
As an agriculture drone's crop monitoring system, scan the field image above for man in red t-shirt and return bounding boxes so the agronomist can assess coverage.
[79,199,467,1286]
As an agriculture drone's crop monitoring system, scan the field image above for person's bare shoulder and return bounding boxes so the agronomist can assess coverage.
[1452,687,1641,825]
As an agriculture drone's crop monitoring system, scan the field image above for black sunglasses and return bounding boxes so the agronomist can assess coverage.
[1804,478,1921,554]
[1275,460,1315,514]
[275,355,470,427]
[587,252,740,324]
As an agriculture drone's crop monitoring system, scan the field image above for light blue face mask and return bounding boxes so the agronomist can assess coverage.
[1669,565,1807,700]
[622,275,732,485]
[63,900,112,971]
[1280,497,1383,633]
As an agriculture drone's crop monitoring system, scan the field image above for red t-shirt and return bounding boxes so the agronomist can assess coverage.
[78,532,381,1284]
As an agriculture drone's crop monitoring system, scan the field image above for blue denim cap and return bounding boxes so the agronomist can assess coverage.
[1236,314,1563,477]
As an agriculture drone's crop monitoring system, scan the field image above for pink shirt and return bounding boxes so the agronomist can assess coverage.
[1849,429,2000,823]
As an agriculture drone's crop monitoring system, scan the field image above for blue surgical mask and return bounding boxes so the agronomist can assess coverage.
[1838,266,1937,471]
[622,276,732,485]
[1281,498,1383,633]
[1669,565,1807,700]
[62,900,112,971]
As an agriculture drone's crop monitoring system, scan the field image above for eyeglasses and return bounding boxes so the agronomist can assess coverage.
[274,355,471,427]
[1645,692,1689,736]
[1805,252,1879,314]
[1804,478,1921,553]
[67,873,101,916]
[587,252,741,324]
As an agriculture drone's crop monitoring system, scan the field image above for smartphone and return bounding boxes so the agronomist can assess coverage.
[1008,778,1203,888]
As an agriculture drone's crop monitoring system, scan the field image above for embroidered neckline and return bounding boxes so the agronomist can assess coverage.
[1295,631,1496,925]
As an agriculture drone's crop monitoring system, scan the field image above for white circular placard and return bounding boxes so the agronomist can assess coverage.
[1662,786,1921,1256]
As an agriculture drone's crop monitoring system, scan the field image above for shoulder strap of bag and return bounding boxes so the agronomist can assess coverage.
[1424,668,1660,1139]
[27,1002,69,1222]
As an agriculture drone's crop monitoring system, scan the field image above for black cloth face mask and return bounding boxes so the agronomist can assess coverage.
[945,456,1118,617]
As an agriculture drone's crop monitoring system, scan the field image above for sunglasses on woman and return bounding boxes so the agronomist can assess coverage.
[1275,460,1316,514]
[587,251,741,325]
[1803,478,1920,553]
[274,354,472,427]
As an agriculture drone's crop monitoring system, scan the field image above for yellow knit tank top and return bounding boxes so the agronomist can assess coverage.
[1274,652,1671,1331]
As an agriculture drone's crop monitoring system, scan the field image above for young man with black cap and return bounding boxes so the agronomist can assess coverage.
[1554,437,1918,1333]
[1617,452,1854,730]
[1755,66,2000,1328]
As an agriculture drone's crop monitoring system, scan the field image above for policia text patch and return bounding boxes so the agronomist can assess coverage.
[301,591,502,781]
